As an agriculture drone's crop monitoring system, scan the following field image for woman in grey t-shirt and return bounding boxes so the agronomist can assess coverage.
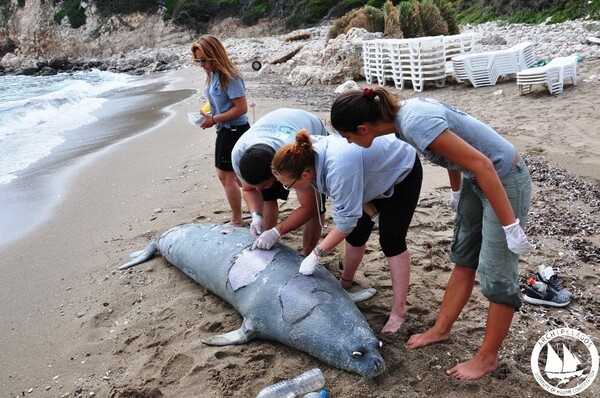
[330,87,534,381]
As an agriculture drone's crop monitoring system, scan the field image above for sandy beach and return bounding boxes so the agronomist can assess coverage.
[1,52,599,398]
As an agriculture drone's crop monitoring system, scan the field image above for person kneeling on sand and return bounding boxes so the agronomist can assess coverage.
[232,108,328,256]
[330,87,535,380]
[271,130,422,334]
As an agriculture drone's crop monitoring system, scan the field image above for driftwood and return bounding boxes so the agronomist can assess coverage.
[268,45,304,64]
[283,31,312,42]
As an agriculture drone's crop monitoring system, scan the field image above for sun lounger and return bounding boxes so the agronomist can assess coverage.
[516,55,578,95]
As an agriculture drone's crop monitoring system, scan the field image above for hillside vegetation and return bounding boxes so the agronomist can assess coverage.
[1,0,598,32]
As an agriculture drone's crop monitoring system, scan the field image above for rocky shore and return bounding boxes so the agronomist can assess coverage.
[2,17,599,84]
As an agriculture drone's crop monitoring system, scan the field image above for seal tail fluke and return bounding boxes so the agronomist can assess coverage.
[118,241,159,270]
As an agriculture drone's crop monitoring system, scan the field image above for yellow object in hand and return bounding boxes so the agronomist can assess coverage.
[201,103,211,114]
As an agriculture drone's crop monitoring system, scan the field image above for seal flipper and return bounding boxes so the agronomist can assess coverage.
[118,241,159,270]
[202,318,255,346]
[349,288,377,303]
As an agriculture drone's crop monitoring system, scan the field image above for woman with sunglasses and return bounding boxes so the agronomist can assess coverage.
[271,130,422,334]
[191,35,250,226]
[329,87,535,380]
[232,108,330,256]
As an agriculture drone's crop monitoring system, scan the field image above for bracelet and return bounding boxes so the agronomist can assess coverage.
[211,115,215,124]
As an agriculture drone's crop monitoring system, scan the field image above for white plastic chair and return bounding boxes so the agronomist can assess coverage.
[517,55,578,95]
[362,40,379,85]
[406,36,446,92]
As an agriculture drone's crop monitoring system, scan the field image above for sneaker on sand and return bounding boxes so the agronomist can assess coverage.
[536,265,574,299]
[524,278,571,307]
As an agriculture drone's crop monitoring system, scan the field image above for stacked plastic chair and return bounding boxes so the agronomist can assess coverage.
[362,40,379,85]
[385,39,411,89]
[374,39,395,86]
[517,55,578,95]
[451,42,536,87]
[443,33,478,62]
[405,36,447,92]
[361,33,479,91]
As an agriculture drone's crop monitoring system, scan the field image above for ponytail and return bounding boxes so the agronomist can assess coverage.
[271,129,315,179]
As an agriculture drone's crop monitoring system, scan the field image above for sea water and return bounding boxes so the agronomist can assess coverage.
[0,70,145,185]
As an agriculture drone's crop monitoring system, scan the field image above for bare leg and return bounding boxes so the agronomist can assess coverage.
[340,242,366,289]
[301,213,323,256]
[381,250,410,334]
[446,301,513,380]
[216,169,243,226]
[262,200,280,230]
[405,265,475,349]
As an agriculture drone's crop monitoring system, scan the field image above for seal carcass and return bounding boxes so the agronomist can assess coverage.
[119,223,385,377]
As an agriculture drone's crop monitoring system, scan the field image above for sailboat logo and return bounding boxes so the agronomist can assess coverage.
[531,328,599,396]
[544,344,585,386]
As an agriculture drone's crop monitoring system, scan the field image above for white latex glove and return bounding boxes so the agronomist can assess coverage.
[502,218,535,255]
[299,251,320,275]
[251,227,281,250]
[449,190,461,211]
[249,212,264,237]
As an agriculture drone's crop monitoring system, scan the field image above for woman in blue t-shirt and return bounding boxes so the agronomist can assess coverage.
[330,87,534,381]
[191,35,250,226]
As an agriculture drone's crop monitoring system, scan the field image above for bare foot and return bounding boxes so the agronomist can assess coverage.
[405,328,450,349]
[227,219,245,227]
[339,277,353,290]
[446,353,498,380]
[381,314,406,334]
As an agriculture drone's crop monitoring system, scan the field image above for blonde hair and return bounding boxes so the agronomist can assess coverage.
[190,35,242,91]
[271,129,315,180]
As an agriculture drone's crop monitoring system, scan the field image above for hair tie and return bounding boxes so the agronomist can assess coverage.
[363,87,376,100]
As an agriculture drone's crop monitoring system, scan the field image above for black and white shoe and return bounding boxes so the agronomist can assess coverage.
[536,265,573,300]
[523,277,571,307]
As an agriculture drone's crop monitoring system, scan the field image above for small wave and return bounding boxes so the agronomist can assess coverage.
[0,70,146,185]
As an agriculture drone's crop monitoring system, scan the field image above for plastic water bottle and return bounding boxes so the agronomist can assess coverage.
[302,390,328,398]
[256,368,325,398]
[527,277,547,292]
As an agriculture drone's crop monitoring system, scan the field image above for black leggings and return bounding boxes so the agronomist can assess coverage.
[346,154,423,257]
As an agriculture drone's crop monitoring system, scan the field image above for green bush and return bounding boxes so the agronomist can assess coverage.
[327,5,384,38]
[434,0,460,34]
[420,0,448,35]
[170,0,219,31]
[94,0,161,17]
[53,8,66,23]
[383,0,403,37]
[398,1,424,38]
[61,0,86,28]
[241,0,269,25]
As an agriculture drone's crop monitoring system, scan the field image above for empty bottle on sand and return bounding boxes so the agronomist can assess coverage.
[256,368,325,398]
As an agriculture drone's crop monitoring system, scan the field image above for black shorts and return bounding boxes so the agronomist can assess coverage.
[262,181,327,215]
[215,123,250,171]
[346,154,422,257]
